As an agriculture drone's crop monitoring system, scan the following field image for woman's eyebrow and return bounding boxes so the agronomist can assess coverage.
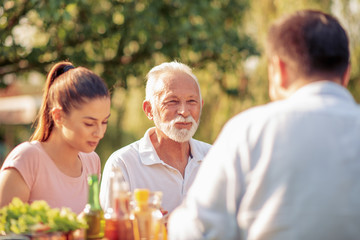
[83,116,97,120]
[83,113,111,120]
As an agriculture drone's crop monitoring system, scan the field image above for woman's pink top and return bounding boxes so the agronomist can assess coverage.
[1,141,101,214]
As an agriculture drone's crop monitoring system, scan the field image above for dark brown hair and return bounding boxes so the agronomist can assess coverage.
[267,10,349,79]
[30,61,110,142]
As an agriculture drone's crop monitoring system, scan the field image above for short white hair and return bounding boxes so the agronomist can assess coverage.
[145,61,202,104]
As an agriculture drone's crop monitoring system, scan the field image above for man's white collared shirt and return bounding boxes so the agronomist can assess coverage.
[169,81,360,240]
[100,127,211,213]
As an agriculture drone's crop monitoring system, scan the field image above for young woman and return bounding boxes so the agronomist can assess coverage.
[0,61,111,214]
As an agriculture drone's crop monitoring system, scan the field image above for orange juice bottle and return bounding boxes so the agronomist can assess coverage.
[132,189,152,240]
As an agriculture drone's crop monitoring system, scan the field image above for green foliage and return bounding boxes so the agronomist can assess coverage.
[0,0,258,163]
[1,0,360,165]
[331,0,360,102]
[0,0,256,91]
[0,197,87,234]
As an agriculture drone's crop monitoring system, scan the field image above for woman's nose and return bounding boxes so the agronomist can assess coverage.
[93,124,106,138]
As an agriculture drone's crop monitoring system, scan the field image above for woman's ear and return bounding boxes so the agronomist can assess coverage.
[143,100,153,120]
[51,107,63,126]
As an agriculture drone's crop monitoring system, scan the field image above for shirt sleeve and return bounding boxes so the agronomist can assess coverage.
[99,150,129,210]
[99,154,112,210]
[1,142,39,191]
[168,119,244,240]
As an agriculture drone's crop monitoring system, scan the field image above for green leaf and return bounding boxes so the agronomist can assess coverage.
[0,198,86,234]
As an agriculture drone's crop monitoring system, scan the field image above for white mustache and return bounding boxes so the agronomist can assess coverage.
[172,115,196,124]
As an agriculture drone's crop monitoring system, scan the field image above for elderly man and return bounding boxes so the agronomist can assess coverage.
[100,61,211,213]
[168,10,360,239]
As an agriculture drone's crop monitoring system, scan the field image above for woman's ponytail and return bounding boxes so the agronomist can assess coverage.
[30,62,75,141]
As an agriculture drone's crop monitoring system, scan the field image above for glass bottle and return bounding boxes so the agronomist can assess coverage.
[150,192,167,240]
[132,189,152,240]
[104,166,133,240]
[118,191,134,240]
[84,174,104,239]
[104,167,120,240]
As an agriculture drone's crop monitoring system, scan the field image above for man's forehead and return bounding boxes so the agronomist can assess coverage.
[155,71,197,89]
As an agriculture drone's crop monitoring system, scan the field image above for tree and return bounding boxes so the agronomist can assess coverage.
[243,0,360,102]
[0,0,258,163]
[2,0,359,165]
[1,0,256,88]
[331,0,360,102]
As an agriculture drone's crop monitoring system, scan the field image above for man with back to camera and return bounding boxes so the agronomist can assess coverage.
[100,61,211,215]
[168,10,360,240]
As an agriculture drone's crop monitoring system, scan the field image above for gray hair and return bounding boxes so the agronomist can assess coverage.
[145,61,202,104]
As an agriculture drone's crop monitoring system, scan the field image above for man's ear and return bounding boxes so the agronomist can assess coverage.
[268,55,290,101]
[143,100,153,120]
[341,64,351,87]
[51,107,63,126]
[274,56,289,88]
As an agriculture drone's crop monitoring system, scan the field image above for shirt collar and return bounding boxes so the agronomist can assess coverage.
[138,127,200,165]
[289,81,356,104]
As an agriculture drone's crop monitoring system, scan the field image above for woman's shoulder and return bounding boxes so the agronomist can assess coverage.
[5,141,43,161]
[1,141,45,176]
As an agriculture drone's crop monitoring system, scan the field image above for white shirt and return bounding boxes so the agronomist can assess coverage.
[100,127,211,213]
[168,81,360,240]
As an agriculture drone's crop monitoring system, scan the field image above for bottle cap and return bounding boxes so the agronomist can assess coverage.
[134,189,150,203]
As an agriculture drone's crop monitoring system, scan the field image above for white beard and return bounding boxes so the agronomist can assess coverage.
[152,109,199,143]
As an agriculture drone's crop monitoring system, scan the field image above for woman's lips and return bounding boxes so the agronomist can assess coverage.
[87,141,98,147]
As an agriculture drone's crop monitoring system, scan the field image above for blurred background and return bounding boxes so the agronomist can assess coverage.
[1,0,359,170]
